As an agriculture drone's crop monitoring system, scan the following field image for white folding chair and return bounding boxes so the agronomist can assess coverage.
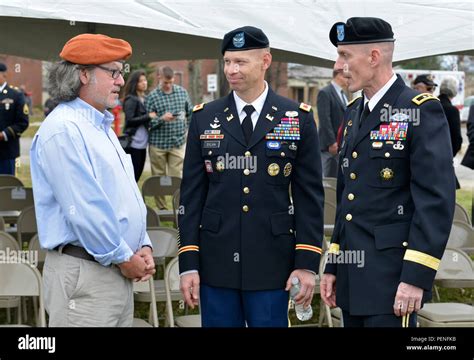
[454,203,472,226]
[134,227,181,325]
[0,262,46,327]
[133,277,159,327]
[142,176,181,226]
[418,303,474,327]
[17,205,37,249]
[447,220,474,255]
[0,231,21,324]
[165,257,201,327]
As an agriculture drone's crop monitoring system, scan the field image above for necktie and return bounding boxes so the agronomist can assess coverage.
[242,105,255,144]
[359,102,370,128]
[351,102,370,140]
[341,90,348,106]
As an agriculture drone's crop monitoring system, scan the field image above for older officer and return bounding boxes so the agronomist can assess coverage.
[320,17,455,327]
[178,26,324,327]
[0,63,29,175]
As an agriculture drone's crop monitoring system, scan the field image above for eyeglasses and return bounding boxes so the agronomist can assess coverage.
[95,65,124,79]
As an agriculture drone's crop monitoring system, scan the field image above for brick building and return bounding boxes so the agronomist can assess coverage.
[0,55,42,107]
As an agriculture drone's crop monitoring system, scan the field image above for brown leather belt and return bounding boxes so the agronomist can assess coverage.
[54,244,96,262]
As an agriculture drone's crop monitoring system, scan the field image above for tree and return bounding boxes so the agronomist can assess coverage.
[188,60,203,104]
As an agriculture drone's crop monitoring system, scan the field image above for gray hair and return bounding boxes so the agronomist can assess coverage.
[439,76,458,98]
[47,61,91,102]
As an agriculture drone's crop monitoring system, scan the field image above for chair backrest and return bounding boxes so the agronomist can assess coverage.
[147,227,179,259]
[17,205,37,248]
[0,187,34,212]
[436,248,474,281]
[142,176,182,199]
[0,231,20,251]
[164,257,201,327]
[447,221,474,251]
[28,234,47,270]
[323,185,337,207]
[322,177,337,189]
[0,175,24,188]
[172,188,180,227]
[0,262,46,326]
[133,277,159,327]
[454,203,471,226]
[146,204,160,228]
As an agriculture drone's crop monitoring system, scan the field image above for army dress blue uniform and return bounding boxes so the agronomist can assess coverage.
[178,87,324,325]
[325,75,455,325]
[0,82,29,174]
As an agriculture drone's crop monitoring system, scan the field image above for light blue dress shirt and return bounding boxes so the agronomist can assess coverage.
[30,98,151,266]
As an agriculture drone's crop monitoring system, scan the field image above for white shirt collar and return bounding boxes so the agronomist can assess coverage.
[364,73,397,111]
[233,81,269,122]
[0,82,7,92]
[331,81,342,94]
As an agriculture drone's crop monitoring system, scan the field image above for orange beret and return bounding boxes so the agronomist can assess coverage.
[60,33,132,65]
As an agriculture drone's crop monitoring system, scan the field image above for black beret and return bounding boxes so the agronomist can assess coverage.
[221,26,269,55]
[329,17,395,46]
[414,74,437,87]
[0,63,7,72]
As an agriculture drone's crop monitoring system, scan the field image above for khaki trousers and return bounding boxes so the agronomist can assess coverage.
[148,144,185,209]
[43,250,133,327]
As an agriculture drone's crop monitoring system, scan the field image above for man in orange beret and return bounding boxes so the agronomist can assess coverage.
[30,34,155,327]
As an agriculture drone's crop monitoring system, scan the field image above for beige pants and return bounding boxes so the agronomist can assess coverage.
[43,250,133,327]
[149,144,185,209]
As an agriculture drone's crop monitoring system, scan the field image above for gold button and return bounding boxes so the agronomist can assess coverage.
[345,214,352,221]
[243,169,250,176]
[243,187,250,194]
[242,205,249,212]
[245,151,251,157]
[385,152,390,158]
[352,151,358,159]
[280,152,286,157]
[348,193,355,201]
[402,241,408,247]
[289,229,294,234]
[208,150,213,156]
[350,173,357,180]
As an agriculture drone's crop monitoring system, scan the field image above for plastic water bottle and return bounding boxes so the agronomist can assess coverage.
[289,277,313,321]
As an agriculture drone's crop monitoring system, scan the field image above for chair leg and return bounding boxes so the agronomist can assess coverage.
[325,304,333,328]
[318,299,325,327]
[434,285,440,302]
[33,297,38,324]
[22,297,28,323]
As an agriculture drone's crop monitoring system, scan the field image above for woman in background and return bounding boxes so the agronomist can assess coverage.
[122,69,157,181]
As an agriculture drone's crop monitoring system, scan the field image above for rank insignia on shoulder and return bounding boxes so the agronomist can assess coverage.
[299,103,311,112]
[412,93,439,106]
[347,96,362,107]
[193,103,205,112]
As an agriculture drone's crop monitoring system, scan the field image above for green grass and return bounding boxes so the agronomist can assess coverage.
[22,111,44,138]
[457,188,473,220]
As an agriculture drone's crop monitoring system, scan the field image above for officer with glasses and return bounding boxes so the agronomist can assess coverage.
[30,33,155,327]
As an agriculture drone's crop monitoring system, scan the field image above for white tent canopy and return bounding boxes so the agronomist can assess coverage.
[0,0,472,65]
